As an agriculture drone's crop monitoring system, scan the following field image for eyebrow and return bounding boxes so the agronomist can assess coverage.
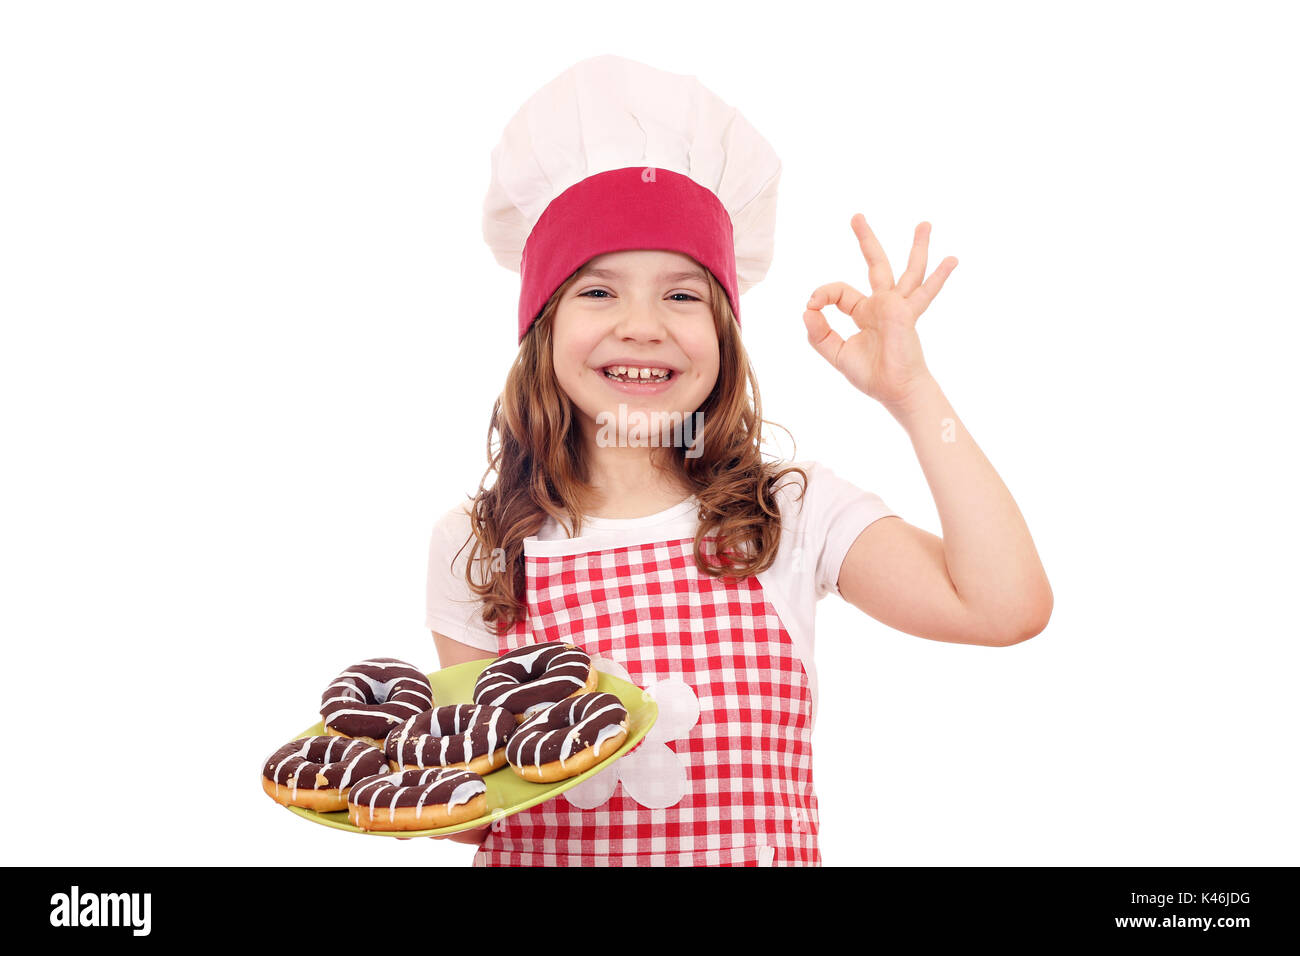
[577,266,710,284]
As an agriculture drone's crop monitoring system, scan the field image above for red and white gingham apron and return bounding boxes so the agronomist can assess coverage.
[473,530,820,867]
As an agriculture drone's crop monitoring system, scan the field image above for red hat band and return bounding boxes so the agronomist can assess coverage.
[517,166,739,344]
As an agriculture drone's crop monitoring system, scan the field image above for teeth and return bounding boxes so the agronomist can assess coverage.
[605,365,671,382]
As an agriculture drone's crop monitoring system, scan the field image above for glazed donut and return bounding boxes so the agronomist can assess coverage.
[473,641,598,722]
[347,767,488,831]
[261,735,389,811]
[384,704,515,775]
[320,657,434,748]
[505,691,629,783]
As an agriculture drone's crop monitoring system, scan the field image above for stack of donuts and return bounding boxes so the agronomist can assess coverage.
[261,641,630,832]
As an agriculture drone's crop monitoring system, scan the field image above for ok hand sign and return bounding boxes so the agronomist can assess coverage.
[803,214,957,412]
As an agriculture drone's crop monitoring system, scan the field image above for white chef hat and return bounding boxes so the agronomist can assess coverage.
[481,54,782,344]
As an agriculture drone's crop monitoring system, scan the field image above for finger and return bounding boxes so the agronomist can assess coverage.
[909,256,958,318]
[802,306,846,372]
[807,281,871,330]
[851,213,895,292]
[897,222,931,296]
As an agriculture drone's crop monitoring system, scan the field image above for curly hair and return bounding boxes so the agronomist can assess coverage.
[453,261,808,636]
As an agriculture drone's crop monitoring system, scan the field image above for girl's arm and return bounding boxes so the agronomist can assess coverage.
[803,216,1052,647]
[835,377,1052,646]
[433,630,497,668]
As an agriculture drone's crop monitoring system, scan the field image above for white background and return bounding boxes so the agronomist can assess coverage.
[3,0,1296,867]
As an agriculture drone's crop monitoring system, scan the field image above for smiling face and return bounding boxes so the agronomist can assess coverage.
[551,249,721,445]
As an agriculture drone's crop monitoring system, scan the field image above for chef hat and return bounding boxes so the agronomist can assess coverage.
[482,54,782,344]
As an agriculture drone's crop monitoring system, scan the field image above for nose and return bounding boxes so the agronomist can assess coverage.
[612,298,668,343]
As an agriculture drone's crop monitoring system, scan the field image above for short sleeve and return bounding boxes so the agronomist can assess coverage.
[424,504,501,653]
[801,461,898,601]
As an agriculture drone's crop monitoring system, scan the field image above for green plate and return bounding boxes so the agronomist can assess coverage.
[278,658,658,838]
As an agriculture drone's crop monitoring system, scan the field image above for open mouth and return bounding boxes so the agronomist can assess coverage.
[601,365,675,384]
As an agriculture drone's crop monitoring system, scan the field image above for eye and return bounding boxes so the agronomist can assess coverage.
[578,289,611,298]
[668,293,702,302]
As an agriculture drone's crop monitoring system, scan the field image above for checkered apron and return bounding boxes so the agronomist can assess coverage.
[473,532,820,867]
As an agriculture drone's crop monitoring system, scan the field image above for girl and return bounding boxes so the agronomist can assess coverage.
[424,56,1052,866]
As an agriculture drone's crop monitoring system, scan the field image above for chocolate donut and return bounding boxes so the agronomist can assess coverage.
[473,641,597,721]
[261,735,389,811]
[505,691,629,783]
[384,704,516,775]
[347,767,488,831]
[320,657,434,747]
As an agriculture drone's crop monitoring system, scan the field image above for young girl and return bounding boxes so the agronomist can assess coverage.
[425,55,1052,866]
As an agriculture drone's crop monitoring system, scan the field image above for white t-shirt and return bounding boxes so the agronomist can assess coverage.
[424,459,897,724]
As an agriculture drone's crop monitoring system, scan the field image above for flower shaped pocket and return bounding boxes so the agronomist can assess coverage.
[563,656,699,810]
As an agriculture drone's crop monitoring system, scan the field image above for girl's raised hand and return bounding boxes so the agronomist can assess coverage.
[803,214,957,413]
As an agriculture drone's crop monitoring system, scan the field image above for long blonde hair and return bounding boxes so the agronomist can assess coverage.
[455,262,808,635]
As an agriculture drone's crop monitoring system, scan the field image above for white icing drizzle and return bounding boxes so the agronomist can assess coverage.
[474,644,591,711]
[559,701,624,763]
[485,666,586,709]
[336,743,374,792]
[507,694,627,772]
[273,738,313,799]
[589,721,626,758]
[446,779,486,810]
[496,645,553,672]
[366,773,396,822]
[326,705,423,721]
[266,736,383,800]
[321,659,434,733]
[415,773,431,820]
[386,705,512,769]
[349,767,486,825]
